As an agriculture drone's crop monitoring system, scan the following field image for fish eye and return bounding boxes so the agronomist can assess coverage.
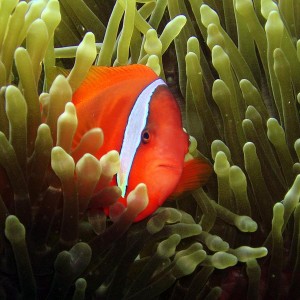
[141,130,150,143]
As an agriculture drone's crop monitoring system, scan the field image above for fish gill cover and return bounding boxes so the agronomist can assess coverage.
[0,0,299,299]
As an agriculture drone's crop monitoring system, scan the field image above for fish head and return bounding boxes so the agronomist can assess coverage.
[117,84,189,221]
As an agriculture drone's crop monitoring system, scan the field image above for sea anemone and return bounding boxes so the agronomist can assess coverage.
[0,0,299,299]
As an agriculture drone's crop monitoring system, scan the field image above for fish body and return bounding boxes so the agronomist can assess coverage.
[72,64,211,221]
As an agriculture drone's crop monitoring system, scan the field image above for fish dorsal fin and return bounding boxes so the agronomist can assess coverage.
[72,64,158,105]
[171,157,213,197]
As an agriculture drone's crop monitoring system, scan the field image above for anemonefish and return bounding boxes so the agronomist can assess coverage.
[72,64,212,222]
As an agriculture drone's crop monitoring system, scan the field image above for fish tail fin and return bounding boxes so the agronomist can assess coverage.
[171,157,213,197]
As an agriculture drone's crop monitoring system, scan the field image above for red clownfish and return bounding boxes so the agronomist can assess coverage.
[72,64,212,221]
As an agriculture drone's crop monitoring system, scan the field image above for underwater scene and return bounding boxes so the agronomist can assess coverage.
[0,0,300,299]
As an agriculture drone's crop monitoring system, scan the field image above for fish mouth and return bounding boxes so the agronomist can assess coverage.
[158,164,178,170]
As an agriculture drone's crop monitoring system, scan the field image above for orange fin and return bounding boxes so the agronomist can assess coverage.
[72,64,158,105]
[171,157,213,197]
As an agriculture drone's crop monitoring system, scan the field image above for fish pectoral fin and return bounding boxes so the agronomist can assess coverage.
[171,157,213,197]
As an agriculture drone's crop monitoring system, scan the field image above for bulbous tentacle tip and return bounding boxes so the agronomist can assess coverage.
[5,215,25,243]
[235,216,258,232]
[147,207,182,234]
[157,233,181,258]
[205,252,238,270]
[51,146,75,180]
[229,246,268,262]
[127,183,149,215]
[173,247,207,277]
[99,150,120,177]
